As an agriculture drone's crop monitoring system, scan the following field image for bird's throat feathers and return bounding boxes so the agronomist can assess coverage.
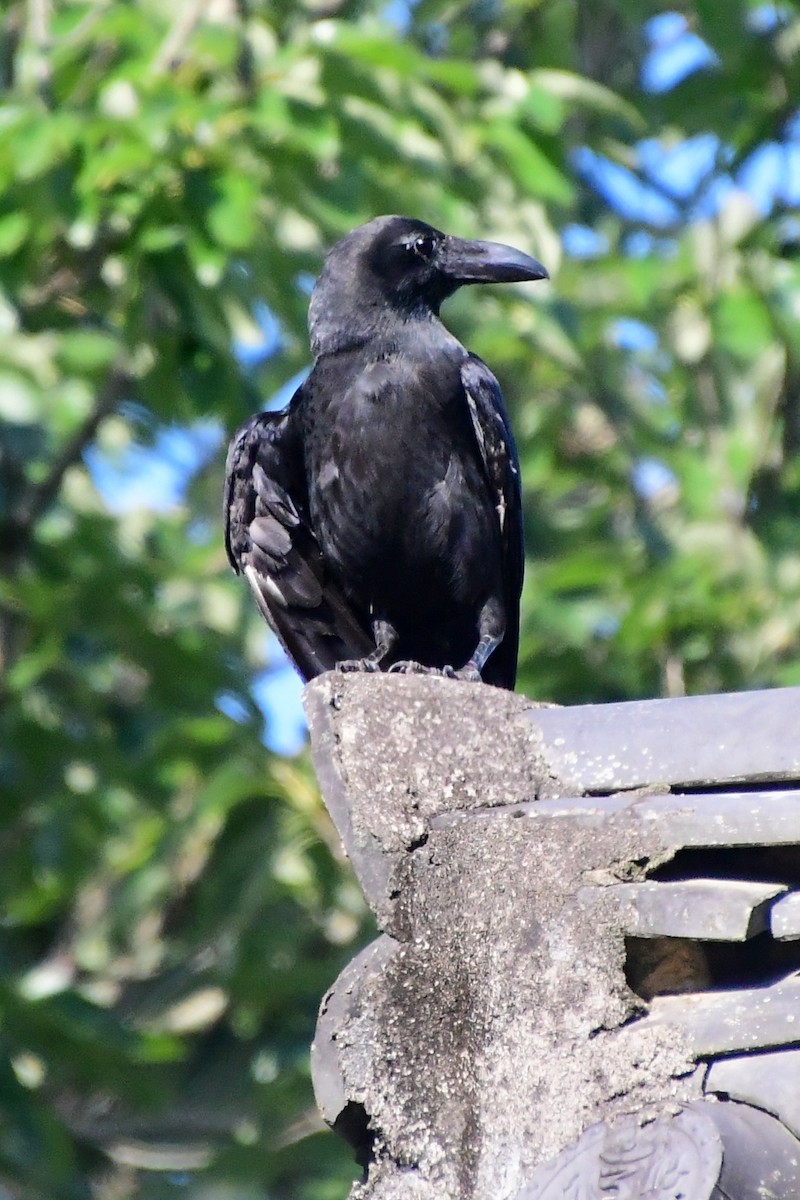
[309,283,444,359]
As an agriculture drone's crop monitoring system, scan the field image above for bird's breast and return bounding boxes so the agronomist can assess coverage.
[304,352,499,611]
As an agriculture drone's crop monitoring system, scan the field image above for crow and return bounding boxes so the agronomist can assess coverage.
[224,216,547,689]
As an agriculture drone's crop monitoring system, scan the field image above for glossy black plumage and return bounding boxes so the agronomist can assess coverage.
[224,216,547,689]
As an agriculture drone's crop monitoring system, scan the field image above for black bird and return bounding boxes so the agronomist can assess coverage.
[224,216,547,689]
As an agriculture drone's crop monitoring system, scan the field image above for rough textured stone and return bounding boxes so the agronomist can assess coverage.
[312,935,401,1140]
[534,789,800,848]
[304,677,705,1199]
[313,807,704,1199]
[596,879,786,940]
[705,1100,800,1198]
[706,1050,800,1141]
[304,674,565,926]
[304,674,800,1200]
[531,685,800,791]
[516,1103,724,1199]
[770,891,800,939]
[648,974,800,1056]
[516,1100,800,1200]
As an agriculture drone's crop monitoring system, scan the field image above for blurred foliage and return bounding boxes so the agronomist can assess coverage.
[1,0,800,1196]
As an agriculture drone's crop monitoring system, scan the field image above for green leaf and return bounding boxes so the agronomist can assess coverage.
[9,113,82,180]
[0,212,30,256]
[714,288,773,358]
[482,122,573,204]
[529,69,645,130]
[207,173,259,249]
[56,331,119,372]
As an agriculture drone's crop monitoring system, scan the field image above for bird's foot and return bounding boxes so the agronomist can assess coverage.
[388,660,442,676]
[388,662,481,681]
[335,657,383,674]
[451,664,482,683]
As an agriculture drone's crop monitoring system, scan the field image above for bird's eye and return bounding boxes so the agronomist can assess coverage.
[411,233,436,261]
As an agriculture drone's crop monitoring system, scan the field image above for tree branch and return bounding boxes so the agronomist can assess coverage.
[8,368,132,556]
[25,0,52,103]
[151,0,209,76]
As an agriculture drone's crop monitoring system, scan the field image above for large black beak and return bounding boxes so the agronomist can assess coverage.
[440,236,549,285]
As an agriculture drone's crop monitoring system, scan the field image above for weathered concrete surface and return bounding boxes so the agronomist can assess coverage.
[305,674,565,927]
[595,879,786,940]
[517,1100,800,1199]
[532,685,800,791]
[305,675,800,1200]
[648,974,800,1056]
[706,1050,800,1140]
[306,676,703,1200]
[771,890,800,939]
[515,1104,726,1198]
[313,809,704,1199]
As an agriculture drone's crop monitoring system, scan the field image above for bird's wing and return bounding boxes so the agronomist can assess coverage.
[224,406,374,682]
[460,354,525,689]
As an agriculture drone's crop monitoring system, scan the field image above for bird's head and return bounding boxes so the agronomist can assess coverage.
[309,215,548,356]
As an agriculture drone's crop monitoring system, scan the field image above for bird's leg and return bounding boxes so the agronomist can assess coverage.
[452,597,505,682]
[389,600,506,681]
[335,617,398,674]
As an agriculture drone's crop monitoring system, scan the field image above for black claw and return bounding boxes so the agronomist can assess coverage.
[335,657,382,674]
[388,660,439,675]
[454,664,482,683]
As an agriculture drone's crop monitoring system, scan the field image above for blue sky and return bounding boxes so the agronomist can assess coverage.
[86,6,798,755]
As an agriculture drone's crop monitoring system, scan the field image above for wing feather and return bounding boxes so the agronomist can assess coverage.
[224,401,373,681]
[460,354,524,688]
